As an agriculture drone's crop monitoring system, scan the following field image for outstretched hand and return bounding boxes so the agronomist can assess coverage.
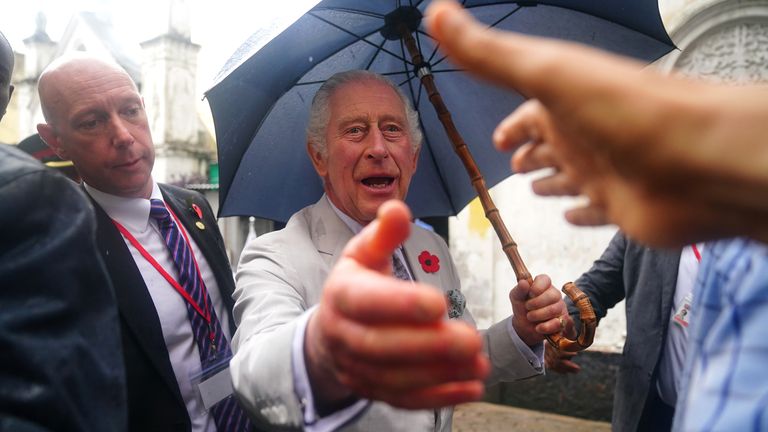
[425,0,768,247]
[305,200,489,411]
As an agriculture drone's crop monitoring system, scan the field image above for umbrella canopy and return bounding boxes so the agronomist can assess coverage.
[206,0,674,222]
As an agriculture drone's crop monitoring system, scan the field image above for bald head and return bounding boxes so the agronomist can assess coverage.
[38,54,137,126]
[0,31,15,122]
[36,53,155,198]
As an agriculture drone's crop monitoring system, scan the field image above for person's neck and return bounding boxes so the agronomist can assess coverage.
[84,179,155,200]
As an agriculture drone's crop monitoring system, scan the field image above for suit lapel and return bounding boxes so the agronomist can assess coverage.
[403,231,444,289]
[91,201,184,405]
[658,248,682,333]
[309,197,355,269]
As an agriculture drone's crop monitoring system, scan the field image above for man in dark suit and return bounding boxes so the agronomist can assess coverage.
[546,232,700,431]
[37,54,251,432]
[1,31,126,431]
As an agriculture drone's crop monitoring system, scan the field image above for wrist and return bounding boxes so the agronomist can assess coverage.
[304,312,355,413]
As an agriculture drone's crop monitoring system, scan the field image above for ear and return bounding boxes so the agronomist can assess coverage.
[307,141,328,178]
[37,123,68,160]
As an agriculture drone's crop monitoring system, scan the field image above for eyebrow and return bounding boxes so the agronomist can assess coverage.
[70,96,142,120]
[337,113,406,128]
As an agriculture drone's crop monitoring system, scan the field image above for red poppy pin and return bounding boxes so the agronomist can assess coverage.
[191,203,203,219]
[418,250,440,273]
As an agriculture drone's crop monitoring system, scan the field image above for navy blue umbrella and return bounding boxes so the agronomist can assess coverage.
[206,0,674,223]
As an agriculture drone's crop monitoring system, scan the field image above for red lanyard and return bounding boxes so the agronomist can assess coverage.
[112,206,213,338]
[691,244,702,262]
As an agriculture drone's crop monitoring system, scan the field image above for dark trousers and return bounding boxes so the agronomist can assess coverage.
[636,388,675,432]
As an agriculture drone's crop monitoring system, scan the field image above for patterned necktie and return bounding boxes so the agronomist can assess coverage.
[149,199,251,432]
[392,252,411,281]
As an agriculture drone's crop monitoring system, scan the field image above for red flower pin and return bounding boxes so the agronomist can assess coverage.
[418,250,440,273]
[191,203,203,219]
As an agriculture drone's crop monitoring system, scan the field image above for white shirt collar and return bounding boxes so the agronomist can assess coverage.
[325,194,408,259]
[325,194,365,236]
[85,181,163,233]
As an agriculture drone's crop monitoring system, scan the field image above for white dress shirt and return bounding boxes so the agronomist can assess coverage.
[290,196,542,431]
[86,182,232,432]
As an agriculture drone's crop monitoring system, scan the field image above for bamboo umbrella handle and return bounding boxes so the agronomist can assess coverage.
[399,29,595,352]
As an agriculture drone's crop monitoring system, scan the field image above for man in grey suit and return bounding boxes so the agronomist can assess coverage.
[231,70,569,431]
[546,232,700,431]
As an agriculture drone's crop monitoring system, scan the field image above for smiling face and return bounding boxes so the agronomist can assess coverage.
[308,79,420,225]
[37,57,154,198]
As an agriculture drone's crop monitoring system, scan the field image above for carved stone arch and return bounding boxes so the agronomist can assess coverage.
[656,0,768,83]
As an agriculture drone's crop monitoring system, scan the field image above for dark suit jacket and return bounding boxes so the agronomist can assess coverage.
[92,183,237,432]
[0,145,126,431]
[567,232,681,432]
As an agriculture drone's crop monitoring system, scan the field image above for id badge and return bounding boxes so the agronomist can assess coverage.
[672,292,693,328]
[190,353,235,411]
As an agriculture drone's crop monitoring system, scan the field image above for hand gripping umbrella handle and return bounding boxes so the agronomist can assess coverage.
[544,282,597,353]
[399,29,596,352]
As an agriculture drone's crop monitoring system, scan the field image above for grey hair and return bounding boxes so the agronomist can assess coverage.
[306,70,423,157]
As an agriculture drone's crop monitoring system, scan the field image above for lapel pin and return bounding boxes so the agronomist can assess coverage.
[195,221,206,230]
[192,203,203,219]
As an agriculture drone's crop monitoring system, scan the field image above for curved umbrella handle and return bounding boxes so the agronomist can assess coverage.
[545,282,596,352]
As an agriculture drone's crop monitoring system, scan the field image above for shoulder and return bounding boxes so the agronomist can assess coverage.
[409,223,450,250]
[0,145,48,183]
[245,205,316,251]
[0,145,89,210]
[158,182,206,202]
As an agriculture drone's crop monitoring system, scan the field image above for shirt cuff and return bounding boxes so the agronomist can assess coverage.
[291,306,371,432]
[505,317,544,372]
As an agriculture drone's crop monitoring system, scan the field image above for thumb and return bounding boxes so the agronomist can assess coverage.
[425,0,648,107]
[509,278,531,312]
[341,200,412,273]
[425,0,547,98]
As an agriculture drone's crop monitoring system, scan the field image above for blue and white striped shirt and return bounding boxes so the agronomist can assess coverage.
[674,237,768,431]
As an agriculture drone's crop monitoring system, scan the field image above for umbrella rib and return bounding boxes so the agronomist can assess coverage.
[307,11,413,64]
[429,5,523,69]
[311,7,384,20]
[488,5,523,29]
[364,37,388,71]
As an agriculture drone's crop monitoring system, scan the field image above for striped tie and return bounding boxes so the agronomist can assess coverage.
[149,199,251,432]
[392,253,411,281]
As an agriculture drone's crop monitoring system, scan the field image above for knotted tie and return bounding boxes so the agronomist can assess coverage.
[149,199,251,432]
[392,252,411,281]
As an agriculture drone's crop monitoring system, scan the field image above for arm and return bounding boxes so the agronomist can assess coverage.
[230,221,313,430]
[0,157,126,431]
[426,0,768,247]
[231,201,489,431]
[544,232,629,374]
[569,232,629,331]
[426,231,551,384]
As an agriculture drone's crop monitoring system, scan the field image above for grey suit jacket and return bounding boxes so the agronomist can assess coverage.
[231,197,541,431]
[567,232,681,432]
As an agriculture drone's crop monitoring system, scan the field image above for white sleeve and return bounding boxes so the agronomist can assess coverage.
[291,307,371,432]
